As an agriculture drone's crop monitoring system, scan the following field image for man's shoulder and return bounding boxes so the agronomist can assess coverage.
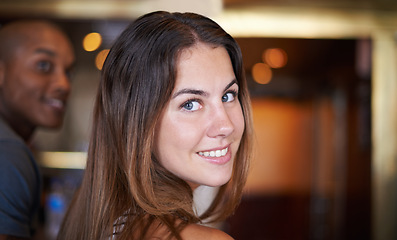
[0,118,32,161]
[0,118,38,186]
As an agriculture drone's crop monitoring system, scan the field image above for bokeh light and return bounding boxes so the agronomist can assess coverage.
[95,49,109,70]
[263,48,288,68]
[252,62,272,84]
[83,32,102,52]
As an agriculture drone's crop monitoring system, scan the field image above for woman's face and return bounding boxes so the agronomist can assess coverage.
[154,42,245,189]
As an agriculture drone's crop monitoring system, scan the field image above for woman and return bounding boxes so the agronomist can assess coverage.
[58,11,253,240]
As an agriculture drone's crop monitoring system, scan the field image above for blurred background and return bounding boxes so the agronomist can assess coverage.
[1,0,396,239]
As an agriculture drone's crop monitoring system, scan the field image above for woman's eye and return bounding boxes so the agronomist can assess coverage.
[222,91,236,103]
[182,100,201,111]
[37,60,53,73]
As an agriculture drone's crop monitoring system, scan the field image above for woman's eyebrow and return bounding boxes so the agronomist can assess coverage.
[224,79,238,92]
[172,89,208,99]
[172,79,238,99]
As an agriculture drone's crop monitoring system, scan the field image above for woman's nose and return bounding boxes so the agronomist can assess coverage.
[207,106,235,138]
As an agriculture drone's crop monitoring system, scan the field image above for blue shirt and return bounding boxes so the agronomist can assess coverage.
[0,117,41,237]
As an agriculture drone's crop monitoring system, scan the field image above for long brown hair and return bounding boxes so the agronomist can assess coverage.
[57,11,253,240]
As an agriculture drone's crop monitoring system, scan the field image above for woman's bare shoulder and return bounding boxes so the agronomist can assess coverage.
[180,224,234,240]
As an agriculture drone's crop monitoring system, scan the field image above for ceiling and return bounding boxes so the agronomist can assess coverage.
[1,0,397,20]
[224,0,397,11]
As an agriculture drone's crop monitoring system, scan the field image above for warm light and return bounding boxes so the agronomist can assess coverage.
[83,32,102,52]
[252,63,272,84]
[263,48,287,68]
[95,49,109,70]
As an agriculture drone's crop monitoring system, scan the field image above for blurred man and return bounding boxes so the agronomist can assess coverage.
[0,20,75,239]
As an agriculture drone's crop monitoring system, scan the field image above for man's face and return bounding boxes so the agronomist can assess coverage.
[0,25,75,130]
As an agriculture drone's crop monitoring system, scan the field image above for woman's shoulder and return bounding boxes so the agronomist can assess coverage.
[180,224,234,240]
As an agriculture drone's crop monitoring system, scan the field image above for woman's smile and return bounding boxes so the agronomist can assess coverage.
[197,145,232,165]
[198,146,228,158]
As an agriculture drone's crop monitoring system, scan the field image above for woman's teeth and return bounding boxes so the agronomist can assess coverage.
[198,147,228,157]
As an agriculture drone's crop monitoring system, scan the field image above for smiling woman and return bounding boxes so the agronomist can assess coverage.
[57,11,253,240]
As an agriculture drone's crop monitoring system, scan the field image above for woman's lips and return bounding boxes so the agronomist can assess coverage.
[197,146,232,165]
